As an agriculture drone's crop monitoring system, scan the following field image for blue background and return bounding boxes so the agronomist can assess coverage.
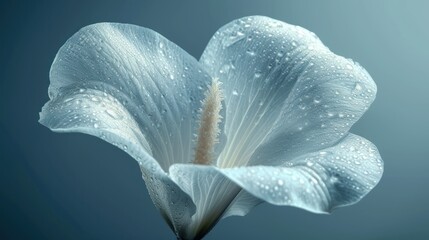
[1,0,428,239]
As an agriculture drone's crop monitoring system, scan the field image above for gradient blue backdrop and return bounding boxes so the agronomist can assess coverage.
[1,0,428,239]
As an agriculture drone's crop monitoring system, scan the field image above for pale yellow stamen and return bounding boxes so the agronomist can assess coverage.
[193,78,223,165]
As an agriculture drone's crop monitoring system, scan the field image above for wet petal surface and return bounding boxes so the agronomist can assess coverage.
[200,16,376,167]
[47,22,212,170]
[219,134,383,213]
[39,22,219,234]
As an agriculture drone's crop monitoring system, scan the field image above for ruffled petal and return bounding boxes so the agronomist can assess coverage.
[47,22,212,170]
[40,87,196,235]
[169,134,383,234]
[39,22,217,235]
[200,16,376,167]
[219,134,383,213]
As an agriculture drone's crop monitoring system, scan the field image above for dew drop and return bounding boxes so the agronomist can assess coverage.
[313,96,321,104]
[330,176,338,183]
[223,30,246,47]
[246,49,256,56]
[64,98,74,103]
[105,109,123,120]
[354,82,362,92]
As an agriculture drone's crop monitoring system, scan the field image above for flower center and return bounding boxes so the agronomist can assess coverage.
[193,78,223,165]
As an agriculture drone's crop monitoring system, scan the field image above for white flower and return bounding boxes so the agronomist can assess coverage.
[40,16,383,240]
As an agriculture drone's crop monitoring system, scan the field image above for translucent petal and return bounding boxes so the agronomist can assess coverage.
[48,23,212,170]
[169,164,241,239]
[200,16,376,167]
[40,87,196,235]
[220,134,383,213]
[39,22,216,234]
[222,190,263,218]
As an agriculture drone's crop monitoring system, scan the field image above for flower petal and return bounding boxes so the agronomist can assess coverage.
[169,164,241,239]
[219,134,383,213]
[40,86,196,235]
[39,22,216,234]
[200,16,376,167]
[222,190,263,218]
[47,22,212,170]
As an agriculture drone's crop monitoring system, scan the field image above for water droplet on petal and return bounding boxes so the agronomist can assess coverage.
[246,49,256,56]
[354,82,362,92]
[313,96,321,104]
[64,98,74,103]
[105,109,123,120]
[223,30,246,47]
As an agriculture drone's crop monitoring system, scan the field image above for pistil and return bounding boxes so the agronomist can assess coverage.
[193,78,223,165]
